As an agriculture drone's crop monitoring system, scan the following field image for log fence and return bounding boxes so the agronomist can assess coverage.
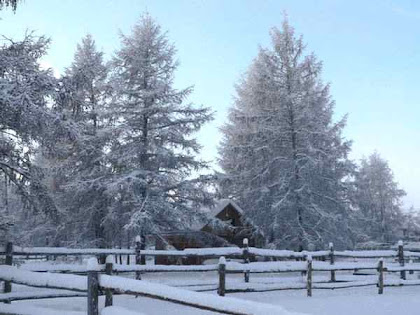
[0,262,288,315]
[2,237,420,311]
[218,255,420,296]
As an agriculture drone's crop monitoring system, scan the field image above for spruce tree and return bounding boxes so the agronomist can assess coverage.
[107,14,213,236]
[50,34,112,247]
[352,152,406,243]
[0,35,62,239]
[219,19,353,250]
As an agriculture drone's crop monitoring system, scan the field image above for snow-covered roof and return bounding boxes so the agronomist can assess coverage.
[192,199,244,230]
[204,199,244,218]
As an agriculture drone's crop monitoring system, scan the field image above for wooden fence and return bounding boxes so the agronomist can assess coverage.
[1,238,420,313]
[3,238,420,262]
[218,255,420,296]
[0,260,290,315]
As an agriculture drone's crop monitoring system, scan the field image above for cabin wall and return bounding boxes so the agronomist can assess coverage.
[155,203,265,264]
[202,204,260,247]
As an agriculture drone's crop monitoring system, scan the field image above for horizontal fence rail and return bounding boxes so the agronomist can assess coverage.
[98,273,296,315]
[2,237,420,314]
[2,246,244,257]
[20,263,220,273]
[3,245,420,260]
[0,303,85,315]
[0,291,87,303]
[0,265,87,292]
[0,263,295,315]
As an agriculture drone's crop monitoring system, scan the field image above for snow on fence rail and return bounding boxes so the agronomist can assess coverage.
[98,271,299,315]
[0,265,87,291]
[219,256,420,296]
[246,248,329,259]
[0,303,85,315]
[1,253,420,314]
[4,245,243,257]
[0,262,298,315]
[0,290,86,303]
[1,238,417,263]
[1,238,419,307]
[2,242,417,266]
[21,262,220,273]
[1,246,398,258]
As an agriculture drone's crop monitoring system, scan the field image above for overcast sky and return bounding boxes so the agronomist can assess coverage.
[1,0,419,208]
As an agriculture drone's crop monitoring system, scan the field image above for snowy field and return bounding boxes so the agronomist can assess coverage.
[6,285,420,315]
[2,269,419,315]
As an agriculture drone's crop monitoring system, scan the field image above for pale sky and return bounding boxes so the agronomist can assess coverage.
[1,0,419,208]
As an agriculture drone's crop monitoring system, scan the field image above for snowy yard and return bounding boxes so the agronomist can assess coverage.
[2,1,420,314]
[5,283,419,315]
[2,270,419,315]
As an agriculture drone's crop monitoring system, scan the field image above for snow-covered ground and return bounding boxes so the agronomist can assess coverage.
[6,284,419,315]
[2,269,419,315]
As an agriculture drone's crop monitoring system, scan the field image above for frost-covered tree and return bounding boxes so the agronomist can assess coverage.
[219,19,353,250]
[0,34,89,245]
[47,34,113,247]
[0,34,65,240]
[352,152,406,243]
[106,14,213,237]
[0,0,19,11]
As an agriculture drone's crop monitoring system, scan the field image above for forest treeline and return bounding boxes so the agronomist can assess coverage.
[0,14,414,250]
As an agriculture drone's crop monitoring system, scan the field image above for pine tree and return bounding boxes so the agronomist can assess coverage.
[0,0,19,11]
[352,152,406,243]
[106,14,213,237]
[0,34,64,240]
[48,34,113,247]
[219,19,353,250]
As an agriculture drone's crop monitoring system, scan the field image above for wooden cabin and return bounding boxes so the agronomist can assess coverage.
[155,199,264,264]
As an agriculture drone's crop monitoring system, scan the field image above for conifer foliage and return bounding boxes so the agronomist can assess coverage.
[50,34,112,246]
[219,20,353,250]
[351,152,406,243]
[0,16,213,246]
[0,14,411,249]
[106,14,213,235]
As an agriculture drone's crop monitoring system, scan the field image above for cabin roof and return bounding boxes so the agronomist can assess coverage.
[204,199,244,217]
[192,199,244,230]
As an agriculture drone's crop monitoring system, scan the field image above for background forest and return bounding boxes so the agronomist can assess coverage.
[0,9,415,250]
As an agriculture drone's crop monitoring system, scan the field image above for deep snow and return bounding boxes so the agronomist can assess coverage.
[4,270,420,315]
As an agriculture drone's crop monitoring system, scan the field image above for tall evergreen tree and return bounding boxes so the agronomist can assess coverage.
[0,0,19,11]
[107,14,213,237]
[352,152,406,243]
[0,35,60,238]
[49,34,112,247]
[0,34,82,244]
[219,19,353,250]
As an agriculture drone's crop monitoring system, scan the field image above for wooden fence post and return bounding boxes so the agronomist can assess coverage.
[409,259,414,275]
[4,242,13,303]
[306,255,312,297]
[87,258,99,315]
[140,234,146,265]
[329,242,335,282]
[218,256,226,297]
[45,236,50,261]
[105,256,113,307]
[243,238,250,283]
[378,258,384,295]
[398,240,406,280]
[135,235,142,280]
[98,253,106,265]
